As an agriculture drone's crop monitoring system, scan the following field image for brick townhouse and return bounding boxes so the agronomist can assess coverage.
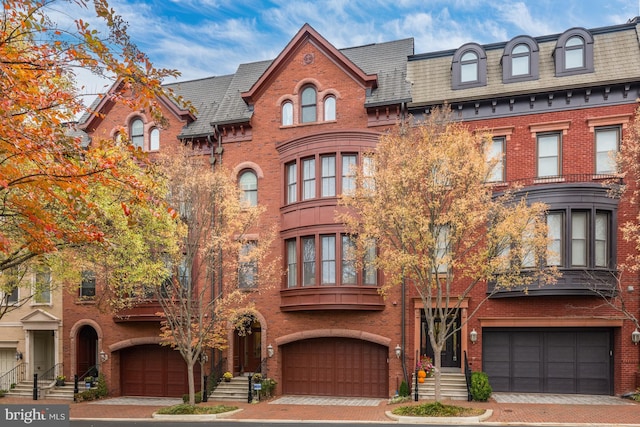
[60,19,640,398]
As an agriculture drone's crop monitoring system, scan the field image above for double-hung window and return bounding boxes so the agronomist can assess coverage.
[321,156,336,197]
[595,127,619,174]
[537,133,561,177]
[286,162,297,204]
[302,158,316,200]
[487,137,505,182]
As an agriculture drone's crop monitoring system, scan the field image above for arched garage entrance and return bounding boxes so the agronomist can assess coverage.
[120,344,200,397]
[281,337,388,398]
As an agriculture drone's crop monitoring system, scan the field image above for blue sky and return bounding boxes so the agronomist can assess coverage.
[68,0,639,96]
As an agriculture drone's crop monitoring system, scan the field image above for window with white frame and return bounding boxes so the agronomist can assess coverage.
[301,86,317,123]
[452,43,487,89]
[321,155,336,197]
[239,170,258,207]
[595,126,619,174]
[564,36,585,69]
[150,128,160,151]
[282,101,293,126]
[554,28,594,76]
[80,270,96,298]
[537,133,561,177]
[286,162,297,204]
[324,96,336,121]
[130,118,144,149]
[239,241,258,289]
[487,137,505,182]
[286,239,297,288]
[342,154,357,195]
[33,266,51,304]
[321,235,336,285]
[302,158,316,200]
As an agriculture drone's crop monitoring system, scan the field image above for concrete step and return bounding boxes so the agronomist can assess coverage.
[209,377,252,402]
[413,372,469,401]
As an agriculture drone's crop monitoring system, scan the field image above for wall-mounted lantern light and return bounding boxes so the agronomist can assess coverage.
[470,329,478,344]
[100,350,108,362]
[15,350,23,361]
[267,344,274,358]
[395,344,402,359]
[632,329,640,345]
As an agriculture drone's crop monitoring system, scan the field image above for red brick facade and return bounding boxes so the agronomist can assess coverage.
[65,22,640,398]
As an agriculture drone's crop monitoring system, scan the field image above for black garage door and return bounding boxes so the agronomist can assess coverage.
[483,328,612,395]
[120,344,200,397]
[282,338,388,397]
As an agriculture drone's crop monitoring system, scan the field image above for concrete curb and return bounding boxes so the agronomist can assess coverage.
[385,408,493,424]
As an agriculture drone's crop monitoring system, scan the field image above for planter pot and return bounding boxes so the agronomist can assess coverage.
[224,378,231,382]
[55,380,65,386]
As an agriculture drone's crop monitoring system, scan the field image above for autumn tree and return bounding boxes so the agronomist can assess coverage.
[0,0,186,315]
[155,144,277,405]
[338,109,556,401]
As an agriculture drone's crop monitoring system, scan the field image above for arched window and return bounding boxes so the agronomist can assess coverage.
[301,86,317,123]
[502,36,539,83]
[239,170,258,206]
[451,43,487,89]
[565,36,585,69]
[150,128,160,151]
[460,51,479,82]
[324,96,336,121]
[282,101,293,126]
[554,28,593,76]
[130,118,144,149]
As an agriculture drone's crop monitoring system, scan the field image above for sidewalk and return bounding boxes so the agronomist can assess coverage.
[1,394,639,425]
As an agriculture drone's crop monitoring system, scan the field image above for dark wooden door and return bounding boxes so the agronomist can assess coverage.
[421,312,461,368]
[233,324,261,374]
[282,337,388,397]
[76,326,97,377]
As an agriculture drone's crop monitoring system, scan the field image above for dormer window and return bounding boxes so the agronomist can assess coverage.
[565,36,584,68]
[460,51,478,82]
[554,28,594,76]
[301,86,317,123]
[502,36,539,83]
[452,43,487,89]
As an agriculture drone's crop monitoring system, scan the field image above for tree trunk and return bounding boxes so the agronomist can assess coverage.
[187,360,196,405]
[433,347,442,402]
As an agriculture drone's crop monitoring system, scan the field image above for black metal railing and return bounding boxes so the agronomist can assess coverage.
[496,173,623,191]
[0,362,27,391]
[464,351,472,402]
[77,365,98,382]
[211,356,226,384]
[38,363,63,388]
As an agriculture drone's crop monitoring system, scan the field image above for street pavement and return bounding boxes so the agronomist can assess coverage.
[1,392,638,425]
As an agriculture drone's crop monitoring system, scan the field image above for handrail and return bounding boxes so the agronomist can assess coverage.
[38,363,63,387]
[0,362,27,391]
[212,356,226,383]
[77,365,98,381]
[464,351,472,401]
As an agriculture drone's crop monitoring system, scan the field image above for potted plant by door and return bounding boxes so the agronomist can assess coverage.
[223,372,233,382]
[55,375,66,386]
[84,376,94,388]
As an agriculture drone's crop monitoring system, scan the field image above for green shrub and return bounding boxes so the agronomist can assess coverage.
[182,391,202,404]
[392,401,484,417]
[95,373,108,398]
[399,380,410,397]
[469,371,492,402]
[156,404,238,415]
[260,378,277,397]
[0,389,6,397]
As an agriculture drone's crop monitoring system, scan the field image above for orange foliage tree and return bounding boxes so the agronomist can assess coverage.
[0,1,187,312]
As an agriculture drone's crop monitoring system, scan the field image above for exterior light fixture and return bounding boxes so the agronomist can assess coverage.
[395,344,402,359]
[267,344,274,358]
[15,350,22,361]
[632,329,640,345]
[100,350,108,362]
[470,329,478,344]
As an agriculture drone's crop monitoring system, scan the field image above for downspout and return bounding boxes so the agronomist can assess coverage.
[400,101,409,387]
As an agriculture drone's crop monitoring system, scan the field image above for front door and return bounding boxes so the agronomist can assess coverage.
[32,330,54,376]
[76,325,97,377]
[233,321,261,374]
[421,310,461,368]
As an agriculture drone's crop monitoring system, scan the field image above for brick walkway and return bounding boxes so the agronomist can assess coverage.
[1,394,639,424]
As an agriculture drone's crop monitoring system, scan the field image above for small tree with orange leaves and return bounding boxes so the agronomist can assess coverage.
[155,144,277,405]
[339,108,557,401]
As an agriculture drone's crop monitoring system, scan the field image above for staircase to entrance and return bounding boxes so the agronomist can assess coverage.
[209,376,249,401]
[414,370,469,401]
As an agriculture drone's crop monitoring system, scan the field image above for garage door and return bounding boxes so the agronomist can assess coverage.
[483,328,612,395]
[120,345,200,397]
[282,338,388,398]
